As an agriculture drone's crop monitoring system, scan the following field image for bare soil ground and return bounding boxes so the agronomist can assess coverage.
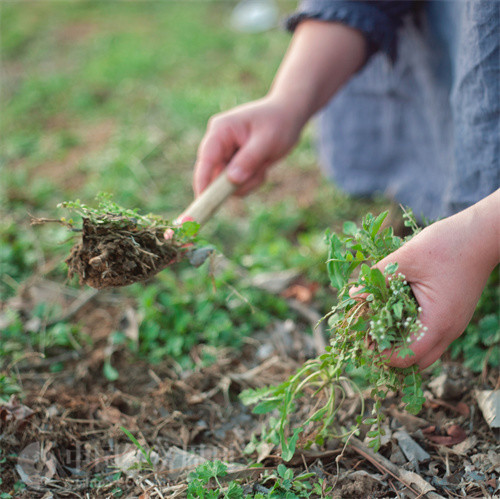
[1,281,498,498]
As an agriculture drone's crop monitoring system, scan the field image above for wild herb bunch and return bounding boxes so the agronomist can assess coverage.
[39,193,200,288]
[58,193,197,236]
[242,209,427,458]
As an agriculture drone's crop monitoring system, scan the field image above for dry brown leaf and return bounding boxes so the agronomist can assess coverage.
[282,282,318,303]
[423,424,467,446]
[388,406,430,432]
[425,397,470,416]
[0,396,35,432]
[96,406,138,430]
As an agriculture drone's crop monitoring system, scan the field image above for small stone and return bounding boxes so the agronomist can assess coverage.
[428,373,466,399]
[394,430,430,463]
[389,442,407,465]
[256,342,274,361]
[476,390,500,428]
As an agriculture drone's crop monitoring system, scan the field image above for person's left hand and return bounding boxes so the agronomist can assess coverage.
[368,200,498,369]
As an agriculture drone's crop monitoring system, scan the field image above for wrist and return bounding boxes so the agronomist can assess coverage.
[458,190,500,274]
[264,91,311,131]
[470,190,500,270]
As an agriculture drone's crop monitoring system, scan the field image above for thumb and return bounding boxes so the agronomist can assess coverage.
[374,241,419,282]
[226,135,268,185]
[349,242,414,300]
[374,244,439,368]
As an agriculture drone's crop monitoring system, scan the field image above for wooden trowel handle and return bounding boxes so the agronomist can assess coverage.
[182,172,237,226]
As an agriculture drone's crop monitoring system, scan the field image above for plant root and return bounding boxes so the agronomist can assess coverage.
[66,218,181,289]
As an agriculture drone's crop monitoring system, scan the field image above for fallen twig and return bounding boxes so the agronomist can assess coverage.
[349,437,445,499]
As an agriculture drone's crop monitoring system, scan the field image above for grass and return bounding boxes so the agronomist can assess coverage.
[0,0,366,351]
[2,2,287,214]
[1,0,345,392]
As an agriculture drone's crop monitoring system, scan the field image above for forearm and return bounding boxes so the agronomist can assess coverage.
[462,189,500,272]
[267,20,367,127]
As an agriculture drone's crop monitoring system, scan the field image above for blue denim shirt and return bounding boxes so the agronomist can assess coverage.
[286,1,500,220]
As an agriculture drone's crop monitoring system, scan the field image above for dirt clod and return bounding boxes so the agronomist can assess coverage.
[66,217,181,288]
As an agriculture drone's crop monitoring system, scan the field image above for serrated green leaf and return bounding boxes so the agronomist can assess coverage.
[252,399,281,414]
[369,268,387,293]
[405,404,423,415]
[367,438,381,452]
[180,221,200,237]
[392,301,403,319]
[225,481,244,498]
[277,463,287,478]
[240,387,273,405]
[343,221,358,236]
[397,348,415,359]
[281,428,302,462]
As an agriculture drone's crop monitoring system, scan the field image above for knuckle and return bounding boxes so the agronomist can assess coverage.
[240,149,263,169]
[207,114,226,131]
[396,356,415,368]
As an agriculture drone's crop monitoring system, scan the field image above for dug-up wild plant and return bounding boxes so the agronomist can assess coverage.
[242,209,427,458]
[31,193,200,289]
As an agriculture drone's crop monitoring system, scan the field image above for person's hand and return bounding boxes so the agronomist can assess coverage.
[372,192,499,369]
[193,20,367,197]
[193,95,306,197]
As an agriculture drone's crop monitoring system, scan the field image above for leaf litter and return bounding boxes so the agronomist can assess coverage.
[1,279,499,498]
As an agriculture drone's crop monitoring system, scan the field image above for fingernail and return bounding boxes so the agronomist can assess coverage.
[164,216,196,240]
[175,215,195,225]
[227,166,246,184]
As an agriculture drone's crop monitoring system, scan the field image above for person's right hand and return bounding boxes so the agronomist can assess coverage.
[193,95,306,196]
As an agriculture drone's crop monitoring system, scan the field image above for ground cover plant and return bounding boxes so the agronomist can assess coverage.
[242,210,426,458]
[1,2,499,497]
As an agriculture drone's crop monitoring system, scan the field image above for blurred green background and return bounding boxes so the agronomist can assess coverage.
[2,1,290,215]
[1,1,496,377]
[1,0,358,371]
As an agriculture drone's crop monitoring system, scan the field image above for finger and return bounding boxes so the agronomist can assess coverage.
[351,245,417,300]
[374,242,420,284]
[174,215,195,225]
[349,285,368,300]
[383,336,434,368]
[226,134,269,186]
[234,170,267,196]
[194,160,225,197]
[416,340,450,370]
[164,215,195,240]
[384,317,437,368]
[194,127,238,196]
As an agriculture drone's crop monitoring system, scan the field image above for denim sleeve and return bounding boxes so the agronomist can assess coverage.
[285,1,415,61]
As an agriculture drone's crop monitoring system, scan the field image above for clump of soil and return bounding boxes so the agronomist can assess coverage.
[66,217,182,289]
